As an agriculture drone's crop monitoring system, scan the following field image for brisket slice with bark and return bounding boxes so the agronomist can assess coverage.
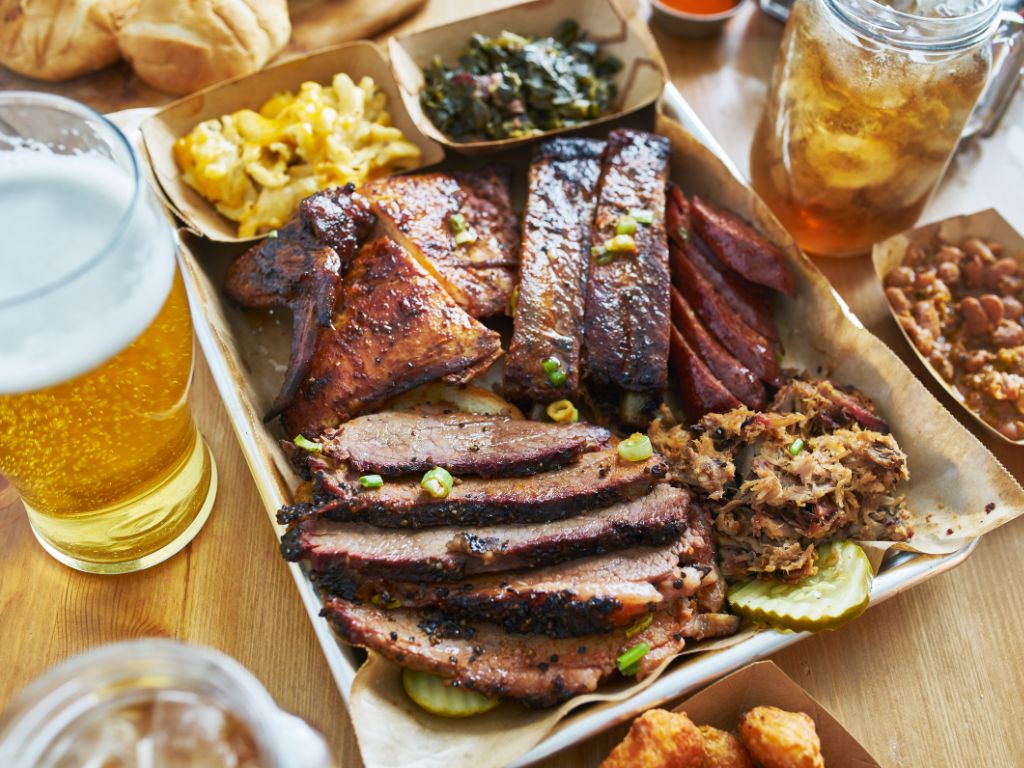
[282,484,694,582]
[322,411,610,478]
[281,448,666,528]
[323,596,739,707]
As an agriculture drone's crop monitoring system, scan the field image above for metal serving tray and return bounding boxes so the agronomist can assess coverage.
[136,83,977,765]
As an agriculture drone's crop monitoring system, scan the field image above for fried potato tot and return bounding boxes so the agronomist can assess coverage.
[600,709,704,768]
[738,706,825,768]
[698,725,755,768]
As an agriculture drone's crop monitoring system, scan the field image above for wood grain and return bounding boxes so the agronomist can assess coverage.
[2,1,1023,766]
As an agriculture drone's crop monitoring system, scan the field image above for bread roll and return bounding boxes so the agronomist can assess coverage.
[0,0,137,81]
[117,0,291,95]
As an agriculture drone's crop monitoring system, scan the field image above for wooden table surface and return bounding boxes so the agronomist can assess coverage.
[2,2,1023,766]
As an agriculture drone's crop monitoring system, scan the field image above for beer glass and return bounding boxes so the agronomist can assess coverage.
[749,0,1022,257]
[0,93,217,574]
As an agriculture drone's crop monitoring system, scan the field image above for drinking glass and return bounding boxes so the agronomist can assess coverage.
[0,92,217,573]
[0,640,333,768]
[749,0,1022,256]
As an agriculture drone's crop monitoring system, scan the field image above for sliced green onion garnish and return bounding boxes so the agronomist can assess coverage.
[359,474,384,489]
[788,438,806,457]
[293,435,321,453]
[592,246,613,265]
[546,399,579,423]
[604,234,636,253]
[421,467,454,499]
[268,229,279,239]
[541,357,561,374]
[548,369,567,386]
[615,215,637,236]
[624,613,652,638]
[454,228,478,246]
[616,642,650,675]
[509,285,519,316]
[448,213,467,233]
[629,208,654,225]
[618,433,653,462]
[678,226,691,242]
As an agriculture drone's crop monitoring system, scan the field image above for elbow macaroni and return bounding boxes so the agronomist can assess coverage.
[174,74,423,237]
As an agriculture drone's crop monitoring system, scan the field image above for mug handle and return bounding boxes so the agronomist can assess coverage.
[962,10,1024,140]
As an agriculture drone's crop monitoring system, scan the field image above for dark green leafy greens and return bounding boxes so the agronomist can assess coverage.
[420,20,623,142]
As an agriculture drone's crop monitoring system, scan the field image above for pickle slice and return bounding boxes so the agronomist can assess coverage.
[727,541,872,633]
[402,668,499,717]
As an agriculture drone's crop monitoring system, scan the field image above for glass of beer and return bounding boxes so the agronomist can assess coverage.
[0,93,217,574]
[749,0,1015,257]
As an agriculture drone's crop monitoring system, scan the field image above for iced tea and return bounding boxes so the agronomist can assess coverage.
[750,0,994,256]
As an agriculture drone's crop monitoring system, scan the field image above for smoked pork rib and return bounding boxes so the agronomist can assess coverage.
[282,448,666,528]
[505,138,605,402]
[315,516,716,638]
[323,596,737,707]
[584,128,672,412]
[281,484,695,582]
[364,167,519,319]
[280,237,502,437]
[223,185,375,419]
[321,411,610,477]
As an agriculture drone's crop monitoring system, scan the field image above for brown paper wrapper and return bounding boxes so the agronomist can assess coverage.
[388,0,667,155]
[141,41,445,243]
[872,209,1024,446]
[333,112,1024,768]
[674,661,882,767]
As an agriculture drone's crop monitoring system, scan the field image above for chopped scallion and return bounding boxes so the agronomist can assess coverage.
[509,285,519,316]
[454,227,478,246]
[624,613,652,638]
[618,433,653,462]
[421,467,454,499]
[678,226,691,242]
[616,642,650,675]
[448,213,467,233]
[615,215,637,236]
[629,208,654,225]
[293,435,321,453]
[268,229,279,239]
[541,357,561,374]
[788,437,806,457]
[604,234,636,253]
[546,399,579,423]
[359,474,384,489]
[548,369,567,386]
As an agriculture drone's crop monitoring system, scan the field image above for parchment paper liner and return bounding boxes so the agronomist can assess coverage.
[387,0,667,156]
[872,209,1024,446]
[164,103,1024,765]
[674,661,882,767]
[336,112,1024,768]
[141,41,445,244]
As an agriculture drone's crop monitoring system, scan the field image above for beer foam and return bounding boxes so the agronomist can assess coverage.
[0,148,176,394]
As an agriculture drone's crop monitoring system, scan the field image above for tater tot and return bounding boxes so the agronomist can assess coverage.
[599,709,705,768]
[738,706,825,768]
[698,725,755,768]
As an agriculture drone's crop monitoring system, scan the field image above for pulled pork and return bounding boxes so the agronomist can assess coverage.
[651,379,913,583]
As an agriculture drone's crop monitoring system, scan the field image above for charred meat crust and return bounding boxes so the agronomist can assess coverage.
[288,450,667,528]
[671,286,767,410]
[364,167,519,319]
[282,485,695,582]
[505,137,605,402]
[280,237,502,437]
[584,128,672,398]
[223,186,376,420]
[322,411,610,478]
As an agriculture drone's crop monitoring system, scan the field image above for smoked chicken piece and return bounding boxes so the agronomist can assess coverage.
[667,184,779,341]
[323,596,738,707]
[505,137,605,402]
[281,484,696,582]
[315,537,717,638]
[363,167,519,319]
[279,447,667,528]
[670,325,741,420]
[690,195,795,297]
[280,237,502,437]
[320,410,610,477]
[671,240,784,387]
[584,128,672,417]
[223,185,375,419]
[671,286,767,410]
